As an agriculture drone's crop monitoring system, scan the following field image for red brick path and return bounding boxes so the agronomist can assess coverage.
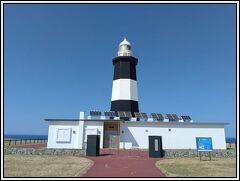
[83,149,166,177]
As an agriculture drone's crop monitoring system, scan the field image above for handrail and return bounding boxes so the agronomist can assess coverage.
[4,138,48,146]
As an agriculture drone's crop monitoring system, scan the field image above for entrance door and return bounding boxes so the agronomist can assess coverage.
[149,136,163,158]
[103,122,119,148]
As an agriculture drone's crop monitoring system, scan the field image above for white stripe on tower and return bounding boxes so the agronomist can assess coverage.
[111,79,138,101]
[110,38,139,115]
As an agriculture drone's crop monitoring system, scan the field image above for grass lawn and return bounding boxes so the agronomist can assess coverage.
[4,155,93,177]
[156,157,236,177]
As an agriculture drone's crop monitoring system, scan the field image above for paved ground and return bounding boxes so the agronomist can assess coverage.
[83,149,166,177]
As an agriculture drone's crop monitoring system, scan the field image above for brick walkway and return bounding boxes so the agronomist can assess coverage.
[83,149,166,177]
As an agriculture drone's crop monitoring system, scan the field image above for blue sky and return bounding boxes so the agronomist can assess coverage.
[4,4,236,137]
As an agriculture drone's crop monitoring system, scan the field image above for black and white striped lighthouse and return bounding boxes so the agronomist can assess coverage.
[110,38,139,116]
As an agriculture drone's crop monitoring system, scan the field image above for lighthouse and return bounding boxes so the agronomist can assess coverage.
[46,38,227,151]
[110,38,139,116]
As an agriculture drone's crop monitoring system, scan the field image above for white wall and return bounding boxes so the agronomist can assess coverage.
[120,122,226,149]
[47,120,104,149]
[78,120,85,149]
[47,120,226,150]
[83,121,104,149]
[47,121,80,149]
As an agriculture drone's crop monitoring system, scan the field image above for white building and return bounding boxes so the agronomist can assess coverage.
[45,111,227,150]
[45,38,227,150]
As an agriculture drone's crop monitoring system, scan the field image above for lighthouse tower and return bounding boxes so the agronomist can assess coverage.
[110,38,139,116]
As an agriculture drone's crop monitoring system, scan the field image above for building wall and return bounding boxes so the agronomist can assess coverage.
[47,121,80,149]
[119,122,226,149]
[47,120,226,150]
[83,121,104,149]
[47,120,104,149]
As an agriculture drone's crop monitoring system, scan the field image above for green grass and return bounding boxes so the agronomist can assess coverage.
[4,155,93,177]
[156,157,236,177]
[226,143,236,149]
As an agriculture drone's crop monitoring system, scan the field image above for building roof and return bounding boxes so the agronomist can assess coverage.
[45,119,80,121]
[44,118,228,126]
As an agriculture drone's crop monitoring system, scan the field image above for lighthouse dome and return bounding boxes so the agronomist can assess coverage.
[119,37,131,47]
[118,37,133,57]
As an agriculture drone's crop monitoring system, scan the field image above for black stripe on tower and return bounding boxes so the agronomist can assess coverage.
[113,56,138,80]
[111,100,139,116]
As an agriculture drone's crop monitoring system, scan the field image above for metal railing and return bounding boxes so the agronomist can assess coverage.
[4,138,48,146]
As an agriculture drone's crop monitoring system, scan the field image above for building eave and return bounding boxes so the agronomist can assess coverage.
[44,118,228,126]
[44,119,80,121]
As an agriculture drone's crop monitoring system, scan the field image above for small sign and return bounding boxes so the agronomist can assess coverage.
[196,137,213,151]
[56,128,72,143]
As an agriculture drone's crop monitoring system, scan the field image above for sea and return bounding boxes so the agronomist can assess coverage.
[4,134,236,143]
[4,134,48,140]
[225,137,236,144]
